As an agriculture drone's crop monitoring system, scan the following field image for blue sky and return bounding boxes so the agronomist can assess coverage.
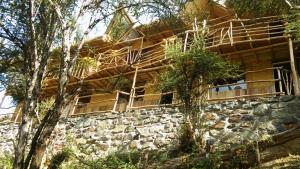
[0,90,15,114]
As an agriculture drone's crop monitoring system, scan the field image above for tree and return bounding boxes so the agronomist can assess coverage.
[160,33,240,151]
[224,0,300,17]
[0,0,187,168]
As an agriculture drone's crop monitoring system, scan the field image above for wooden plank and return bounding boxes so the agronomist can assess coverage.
[209,79,280,89]
[128,67,138,110]
[70,96,79,115]
[207,92,285,102]
[76,99,117,106]
[112,91,119,112]
[184,32,189,52]
[288,37,300,95]
[277,69,283,93]
[220,42,288,57]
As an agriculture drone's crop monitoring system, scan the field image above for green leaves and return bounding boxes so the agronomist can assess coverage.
[286,10,300,40]
[225,0,292,17]
[161,35,240,110]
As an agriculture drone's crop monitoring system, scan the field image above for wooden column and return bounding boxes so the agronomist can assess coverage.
[184,32,189,52]
[70,96,79,115]
[277,68,283,93]
[112,90,119,112]
[207,85,211,100]
[288,37,300,95]
[127,67,138,110]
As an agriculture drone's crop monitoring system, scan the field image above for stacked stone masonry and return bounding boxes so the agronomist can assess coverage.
[1,96,300,158]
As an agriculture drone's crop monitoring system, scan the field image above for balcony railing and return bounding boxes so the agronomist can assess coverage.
[207,67,290,101]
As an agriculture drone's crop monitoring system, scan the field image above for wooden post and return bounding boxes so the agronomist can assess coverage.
[184,32,189,52]
[70,96,79,115]
[207,85,211,100]
[230,21,233,46]
[113,90,119,112]
[288,37,300,95]
[127,67,138,111]
[220,28,224,44]
[277,68,283,93]
[164,40,167,59]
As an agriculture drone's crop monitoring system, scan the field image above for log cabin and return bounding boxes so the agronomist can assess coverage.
[11,0,300,120]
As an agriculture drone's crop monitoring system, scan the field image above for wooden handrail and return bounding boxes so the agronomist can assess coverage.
[133,92,174,98]
[209,79,280,89]
[75,99,116,106]
[208,92,285,102]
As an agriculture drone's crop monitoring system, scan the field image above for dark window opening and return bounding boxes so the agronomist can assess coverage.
[78,95,91,104]
[160,91,173,104]
[118,93,130,103]
[273,62,294,95]
[205,35,213,47]
[269,21,284,37]
[134,89,145,102]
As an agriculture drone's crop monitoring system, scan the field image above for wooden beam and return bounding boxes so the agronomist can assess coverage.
[220,42,288,57]
[207,92,285,102]
[70,96,79,115]
[184,32,189,52]
[112,90,120,112]
[277,69,283,93]
[127,67,138,110]
[288,37,300,95]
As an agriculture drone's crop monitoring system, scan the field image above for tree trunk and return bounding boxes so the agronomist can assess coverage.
[29,107,63,169]
[13,114,31,169]
[28,26,71,168]
[29,143,47,169]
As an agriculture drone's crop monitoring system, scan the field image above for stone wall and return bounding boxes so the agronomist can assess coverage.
[203,95,300,151]
[0,119,18,155]
[0,108,184,158]
[1,96,300,159]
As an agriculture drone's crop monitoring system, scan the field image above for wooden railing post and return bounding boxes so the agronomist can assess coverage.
[288,37,300,95]
[230,21,233,46]
[113,90,119,112]
[207,85,211,100]
[70,96,79,116]
[184,31,189,52]
[277,68,283,93]
[127,67,138,111]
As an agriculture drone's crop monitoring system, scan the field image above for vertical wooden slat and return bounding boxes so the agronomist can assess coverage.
[230,21,233,46]
[288,37,300,95]
[277,68,283,93]
[127,67,138,111]
[113,90,119,112]
[184,32,189,52]
[70,96,79,115]
[281,70,288,95]
[220,28,224,44]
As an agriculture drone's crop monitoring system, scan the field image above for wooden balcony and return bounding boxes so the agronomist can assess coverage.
[207,67,291,101]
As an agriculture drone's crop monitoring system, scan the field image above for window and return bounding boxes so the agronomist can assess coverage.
[160,91,173,104]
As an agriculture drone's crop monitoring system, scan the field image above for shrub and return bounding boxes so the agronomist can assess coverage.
[0,154,13,169]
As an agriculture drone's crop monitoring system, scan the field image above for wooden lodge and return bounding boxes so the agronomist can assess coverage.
[12,0,300,119]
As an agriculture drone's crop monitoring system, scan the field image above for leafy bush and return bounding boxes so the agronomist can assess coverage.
[178,123,196,153]
[0,154,13,169]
